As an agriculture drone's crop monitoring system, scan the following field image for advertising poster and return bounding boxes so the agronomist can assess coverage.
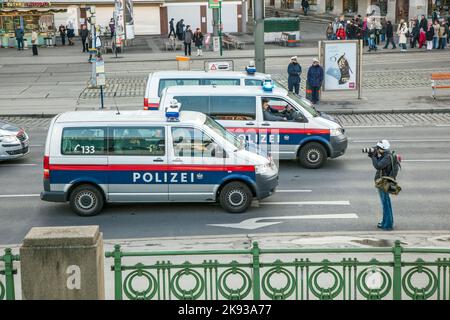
[124,0,135,40]
[324,41,358,91]
[114,0,125,46]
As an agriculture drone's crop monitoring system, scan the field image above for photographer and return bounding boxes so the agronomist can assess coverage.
[367,140,394,230]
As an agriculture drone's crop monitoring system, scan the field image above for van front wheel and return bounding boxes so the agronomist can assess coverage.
[69,184,104,216]
[219,182,252,213]
[298,142,327,169]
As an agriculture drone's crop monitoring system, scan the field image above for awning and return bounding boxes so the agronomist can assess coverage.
[0,8,67,13]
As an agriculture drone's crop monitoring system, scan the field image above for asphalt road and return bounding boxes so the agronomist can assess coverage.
[0,124,449,245]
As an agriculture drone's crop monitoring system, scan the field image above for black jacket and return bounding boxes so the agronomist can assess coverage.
[80,29,89,40]
[425,28,434,41]
[385,23,393,38]
[371,150,393,180]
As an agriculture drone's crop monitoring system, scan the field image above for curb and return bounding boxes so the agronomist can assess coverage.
[2,108,450,118]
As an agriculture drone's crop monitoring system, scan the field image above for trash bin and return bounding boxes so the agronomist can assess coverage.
[176,55,191,71]
[287,33,297,47]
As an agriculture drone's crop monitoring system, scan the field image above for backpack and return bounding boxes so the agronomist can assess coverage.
[389,151,401,179]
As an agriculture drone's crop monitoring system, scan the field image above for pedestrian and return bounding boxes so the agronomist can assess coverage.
[383,20,396,49]
[326,22,333,40]
[31,29,38,56]
[183,25,193,56]
[375,20,382,45]
[168,18,176,38]
[433,20,440,49]
[176,19,185,41]
[58,24,66,46]
[301,0,310,16]
[368,139,396,231]
[345,21,355,40]
[398,21,408,52]
[80,24,89,53]
[410,19,419,48]
[109,18,115,39]
[15,25,24,51]
[332,17,339,39]
[362,16,368,46]
[306,58,324,104]
[287,56,302,95]
[193,27,204,56]
[367,23,378,52]
[336,24,346,40]
[380,18,386,42]
[67,21,75,46]
[425,21,434,51]
[439,21,447,49]
[419,15,428,31]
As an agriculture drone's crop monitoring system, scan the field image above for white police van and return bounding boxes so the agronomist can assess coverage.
[144,70,269,110]
[159,82,348,169]
[40,107,278,216]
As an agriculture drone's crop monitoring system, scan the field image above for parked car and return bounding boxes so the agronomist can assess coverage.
[0,120,30,161]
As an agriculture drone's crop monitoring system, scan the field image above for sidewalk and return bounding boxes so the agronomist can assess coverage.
[2,230,450,300]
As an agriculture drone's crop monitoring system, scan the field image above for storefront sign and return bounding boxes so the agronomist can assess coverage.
[2,1,52,8]
[213,36,220,52]
[208,0,221,9]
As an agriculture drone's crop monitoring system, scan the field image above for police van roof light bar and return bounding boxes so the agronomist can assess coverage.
[166,99,181,122]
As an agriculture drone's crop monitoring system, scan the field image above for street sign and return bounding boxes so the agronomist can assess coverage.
[213,36,220,52]
[208,0,221,9]
[96,74,106,86]
[206,61,232,72]
[95,60,105,74]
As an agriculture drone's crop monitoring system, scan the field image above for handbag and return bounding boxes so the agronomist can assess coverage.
[375,176,401,195]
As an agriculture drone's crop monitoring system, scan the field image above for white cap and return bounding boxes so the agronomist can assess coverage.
[290,56,297,61]
[376,139,390,150]
[313,58,319,63]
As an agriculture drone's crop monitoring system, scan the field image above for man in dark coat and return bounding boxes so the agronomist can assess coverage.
[287,56,302,95]
[419,15,427,31]
[301,0,310,16]
[183,25,193,56]
[80,24,89,53]
[306,58,324,104]
[410,20,420,48]
[168,18,175,38]
[176,19,185,41]
[15,26,24,51]
[383,21,396,49]
[59,24,66,46]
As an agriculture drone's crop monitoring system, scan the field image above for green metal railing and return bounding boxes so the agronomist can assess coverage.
[0,248,20,300]
[105,241,450,300]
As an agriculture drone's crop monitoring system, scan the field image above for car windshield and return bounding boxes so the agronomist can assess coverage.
[287,92,320,117]
[204,116,244,150]
[0,121,19,132]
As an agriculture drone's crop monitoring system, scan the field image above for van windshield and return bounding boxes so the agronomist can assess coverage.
[287,92,320,117]
[204,116,244,150]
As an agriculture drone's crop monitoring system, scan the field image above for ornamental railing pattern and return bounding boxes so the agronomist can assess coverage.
[0,248,20,300]
[105,241,450,300]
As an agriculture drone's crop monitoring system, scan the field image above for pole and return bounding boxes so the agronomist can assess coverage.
[254,0,265,73]
[358,39,363,99]
[241,0,247,33]
[212,8,219,37]
[100,85,104,109]
[219,3,223,56]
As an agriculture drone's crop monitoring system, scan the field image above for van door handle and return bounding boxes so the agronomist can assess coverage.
[153,158,164,162]
[245,122,255,125]
[172,158,183,163]
[261,122,270,126]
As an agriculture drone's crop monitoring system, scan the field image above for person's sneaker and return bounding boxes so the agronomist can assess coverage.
[377,222,384,228]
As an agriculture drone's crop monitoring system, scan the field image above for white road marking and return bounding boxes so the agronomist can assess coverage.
[30,144,44,147]
[345,125,404,128]
[0,194,39,198]
[0,164,37,167]
[435,124,450,127]
[352,139,450,143]
[260,201,350,205]
[208,213,359,230]
[403,159,450,162]
[276,190,312,193]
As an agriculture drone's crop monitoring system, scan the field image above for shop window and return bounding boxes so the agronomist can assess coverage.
[343,0,358,14]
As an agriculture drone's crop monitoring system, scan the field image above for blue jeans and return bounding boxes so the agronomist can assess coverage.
[17,38,24,50]
[378,188,394,229]
[369,37,377,49]
[440,38,447,49]
[433,37,439,49]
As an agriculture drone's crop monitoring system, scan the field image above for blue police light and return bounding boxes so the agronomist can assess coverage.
[166,99,180,122]
[262,78,274,92]
[245,60,256,74]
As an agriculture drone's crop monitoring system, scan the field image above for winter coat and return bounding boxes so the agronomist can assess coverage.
[433,24,440,38]
[371,150,393,181]
[398,25,408,44]
[385,23,393,38]
[15,28,24,39]
[193,32,204,47]
[80,29,89,40]
[412,24,420,37]
[425,27,434,41]
[439,26,447,38]
[307,65,324,87]
[263,109,286,121]
[287,63,301,86]
[183,30,193,44]
[336,28,346,39]
[419,18,428,31]
[301,0,309,8]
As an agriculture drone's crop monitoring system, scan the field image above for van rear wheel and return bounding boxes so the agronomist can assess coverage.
[219,182,252,213]
[298,142,327,169]
[69,184,104,217]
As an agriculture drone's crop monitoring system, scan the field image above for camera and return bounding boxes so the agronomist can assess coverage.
[362,147,376,153]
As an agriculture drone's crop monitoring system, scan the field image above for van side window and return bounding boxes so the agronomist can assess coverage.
[61,127,106,155]
[172,127,219,158]
[244,79,263,86]
[158,79,201,96]
[110,127,165,156]
[263,97,299,122]
[203,79,240,86]
[210,96,256,121]
[173,96,209,114]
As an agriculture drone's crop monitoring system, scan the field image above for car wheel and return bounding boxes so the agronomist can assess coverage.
[219,182,253,213]
[298,142,327,169]
[69,184,104,217]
